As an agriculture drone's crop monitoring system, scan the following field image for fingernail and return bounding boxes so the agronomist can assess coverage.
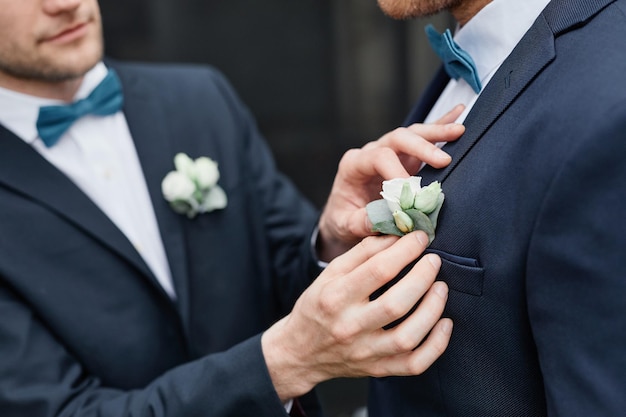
[441,319,453,335]
[427,254,442,269]
[434,148,451,161]
[433,280,447,298]
[415,231,428,245]
[447,123,465,130]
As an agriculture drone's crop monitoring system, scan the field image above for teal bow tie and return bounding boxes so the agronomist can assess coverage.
[425,24,482,94]
[36,69,124,147]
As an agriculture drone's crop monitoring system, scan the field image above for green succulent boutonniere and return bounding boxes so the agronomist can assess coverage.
[161,152,227,218]
[366,176,444,243]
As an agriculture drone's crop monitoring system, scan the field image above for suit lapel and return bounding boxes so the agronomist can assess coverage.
[420,15,555,184]
[419,0,615,184]
[0,66,194,328]
[115,67,191,330]
[0,126,156,283]
[542,0,614,35]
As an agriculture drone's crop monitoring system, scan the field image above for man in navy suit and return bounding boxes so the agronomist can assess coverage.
[0,0,468,416]
[368,0,626,415]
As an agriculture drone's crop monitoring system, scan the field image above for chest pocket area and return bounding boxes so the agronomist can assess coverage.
[427,249,484,296]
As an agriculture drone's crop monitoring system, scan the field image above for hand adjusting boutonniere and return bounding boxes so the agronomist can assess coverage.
[161,152,227,218]
[366,177,444,243]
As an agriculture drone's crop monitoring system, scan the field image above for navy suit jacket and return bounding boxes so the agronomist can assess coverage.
[369,0,626,415]
[0,62,323,416]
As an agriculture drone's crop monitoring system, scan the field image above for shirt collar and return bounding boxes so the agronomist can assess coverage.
[453,0,552,87]
[0,62,109,144]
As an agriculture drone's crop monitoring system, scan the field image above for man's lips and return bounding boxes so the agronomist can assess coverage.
[42,22,90,45]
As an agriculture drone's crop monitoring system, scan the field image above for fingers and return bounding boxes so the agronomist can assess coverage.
[350,253,452,377]
[371,278,448,352]
[340,136,449,185]
[434,103,465,124]
[396,280,448,347]
[355,232,431,298]
[338,145,410,181]
[264,233,452,390]
[325,233,400,276]
[370,123,464,174]
[355,105,465,179]
[321,117,466,248]
[406,317,453,374]
[369,317,453,377]
[343,206,375,240]
[325,231,430,303]
[360,253,443,331]
[404,123,465,146]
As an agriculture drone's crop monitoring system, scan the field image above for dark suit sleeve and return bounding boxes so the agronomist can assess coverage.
[0,283,292,417]
[205,68,323,310]
[526,102,626,415]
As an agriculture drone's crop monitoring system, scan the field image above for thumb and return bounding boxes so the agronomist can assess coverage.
[350,207,376,239]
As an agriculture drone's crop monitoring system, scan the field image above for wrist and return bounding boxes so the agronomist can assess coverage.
[316,216,356,263]
[261,316,322,401]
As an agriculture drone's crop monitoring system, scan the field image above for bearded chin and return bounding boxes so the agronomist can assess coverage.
[376,0,459,20]
[0,34,103,83]
[376,0,418,19]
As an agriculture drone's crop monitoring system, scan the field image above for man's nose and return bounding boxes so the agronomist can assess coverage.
[42,0,82,16]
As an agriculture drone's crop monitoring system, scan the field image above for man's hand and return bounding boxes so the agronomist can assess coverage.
[262,231,452,401]
[317,105,465,261]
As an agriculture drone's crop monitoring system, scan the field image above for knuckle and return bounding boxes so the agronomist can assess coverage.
[390,332,418,353]
[330,321,359,344]
[406,124,428,138]
[377,146,396,160]
[368,262,387,281]
[367,262,388,285]
[358,235,376,250]
[317,288,344,316]
[321,261,340,277]
[362,140,378,150]
[391,126,407,137]
[380,301,406,322]
[350,344,373,362]
[337,148,359,168]
[406,358,428,375]
[357,235,383,256]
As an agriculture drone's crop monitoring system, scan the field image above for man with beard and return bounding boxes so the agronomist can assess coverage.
[368,0,626,415]
[0,0,468,416]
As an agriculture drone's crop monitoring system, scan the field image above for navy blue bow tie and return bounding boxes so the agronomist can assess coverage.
[425,24,482,94]
[36,69,124,147]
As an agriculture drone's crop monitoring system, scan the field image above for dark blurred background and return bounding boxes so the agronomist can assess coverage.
[99,1,453,416]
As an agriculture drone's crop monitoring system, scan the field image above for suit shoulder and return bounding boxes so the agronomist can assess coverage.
[107,59,247,115]
[112,60,232,85]
[108,59,237,95]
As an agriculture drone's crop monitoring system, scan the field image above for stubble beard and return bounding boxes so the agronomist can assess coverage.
[376,0,464,19]
[0,29,104,84]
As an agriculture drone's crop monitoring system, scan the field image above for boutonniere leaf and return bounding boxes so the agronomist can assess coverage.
[161,152,227,218]
[366,177,444,243]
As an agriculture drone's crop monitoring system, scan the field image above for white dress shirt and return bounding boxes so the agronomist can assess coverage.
[424,0,551,124]
[0,62,176,298]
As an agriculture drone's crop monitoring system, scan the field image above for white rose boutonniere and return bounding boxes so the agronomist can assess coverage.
[161,152,227,218]
[366,176,444,243]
